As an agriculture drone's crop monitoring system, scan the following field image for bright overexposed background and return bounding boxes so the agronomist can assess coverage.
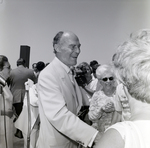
[0,0,150,69]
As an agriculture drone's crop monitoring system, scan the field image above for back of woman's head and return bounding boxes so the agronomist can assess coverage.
[113,29,150,103]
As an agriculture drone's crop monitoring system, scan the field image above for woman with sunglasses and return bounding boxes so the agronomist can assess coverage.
[88,64,122,133]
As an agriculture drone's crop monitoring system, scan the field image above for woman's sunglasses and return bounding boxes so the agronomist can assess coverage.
[101,77,114,82]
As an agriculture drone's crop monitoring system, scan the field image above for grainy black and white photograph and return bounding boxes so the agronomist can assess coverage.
[1,0,150,148]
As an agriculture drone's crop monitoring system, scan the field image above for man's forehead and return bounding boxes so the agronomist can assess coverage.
[62,37,80,46]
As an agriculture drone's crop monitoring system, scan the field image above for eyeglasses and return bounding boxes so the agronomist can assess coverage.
[101,77,114,82]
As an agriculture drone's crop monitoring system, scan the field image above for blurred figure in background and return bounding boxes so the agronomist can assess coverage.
[115,83,131,121]
[35,61,45,80]
[9,58,36,138]
[32,63,38,79]
[90,60,100,78]
[75,62,99,125]
[0,55,14,148]
[75,62,99,102]
[15,60,45,148]
[32,63,37,72]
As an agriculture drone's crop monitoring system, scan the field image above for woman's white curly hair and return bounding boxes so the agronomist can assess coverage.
[112,29,150,103]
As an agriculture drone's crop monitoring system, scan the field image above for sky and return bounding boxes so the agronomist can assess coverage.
[1,0,150,69]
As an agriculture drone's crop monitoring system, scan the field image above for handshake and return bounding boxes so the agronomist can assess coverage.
[101,102,115,113]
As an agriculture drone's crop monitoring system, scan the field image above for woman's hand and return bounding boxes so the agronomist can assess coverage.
[102,102,115,113]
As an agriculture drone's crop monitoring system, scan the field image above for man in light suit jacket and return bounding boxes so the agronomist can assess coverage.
[37,31,101,148]
[9,58,36,138]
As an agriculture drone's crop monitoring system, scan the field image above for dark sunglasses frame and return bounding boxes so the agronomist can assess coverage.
[101,77,114,82]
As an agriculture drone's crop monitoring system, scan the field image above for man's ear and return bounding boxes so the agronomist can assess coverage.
[54,44,61,53]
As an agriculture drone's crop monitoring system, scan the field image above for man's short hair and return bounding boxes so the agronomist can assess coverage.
[17,58,25,66]
[90,60,99,67]
[53,31,64,53]
[36,61,45,71]
[53,31,64,47]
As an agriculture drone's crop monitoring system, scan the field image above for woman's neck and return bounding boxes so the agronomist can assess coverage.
[103,87,116,97]
[129,98,150,121]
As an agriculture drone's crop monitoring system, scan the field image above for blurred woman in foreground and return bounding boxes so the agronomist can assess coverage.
[95,29,150,148]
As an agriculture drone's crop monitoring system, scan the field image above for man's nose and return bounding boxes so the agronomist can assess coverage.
[74,46,80,53]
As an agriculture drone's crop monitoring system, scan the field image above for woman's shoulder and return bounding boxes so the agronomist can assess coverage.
[106,120,150,138]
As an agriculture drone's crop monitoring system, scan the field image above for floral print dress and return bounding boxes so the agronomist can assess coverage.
[88,90,119,132]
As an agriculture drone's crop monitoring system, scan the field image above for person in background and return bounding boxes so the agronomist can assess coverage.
[36,31,101,148]
[35,61,45,80]
[115,83,131,121]
[32,63,37,71]
[90,60,100,78]
[32,63,38,79]
[95,29,150,148]
[75,62,99,103]
[88,64,122,133]
[74,62,99,125]
[0,55,14,148]
[15,60,45,148]
[9,58,36,138]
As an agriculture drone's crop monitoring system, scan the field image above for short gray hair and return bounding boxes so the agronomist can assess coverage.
[96,64,114,79]
[113,29,150,103]
[53,31,64,54]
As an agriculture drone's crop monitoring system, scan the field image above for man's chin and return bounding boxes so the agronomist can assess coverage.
[70,62,77,67]
[72,59,77,64]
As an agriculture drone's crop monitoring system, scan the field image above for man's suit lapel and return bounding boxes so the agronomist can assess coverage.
[62,73,77,99]
[63,75,82,113]
[52,58,82,113]
[73,79,83,113]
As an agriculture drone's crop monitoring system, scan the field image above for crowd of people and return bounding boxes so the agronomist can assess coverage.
[0,29,150,148]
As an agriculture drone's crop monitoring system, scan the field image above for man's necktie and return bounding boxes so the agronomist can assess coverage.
[69,67,75,85]
[68,68,79,107]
